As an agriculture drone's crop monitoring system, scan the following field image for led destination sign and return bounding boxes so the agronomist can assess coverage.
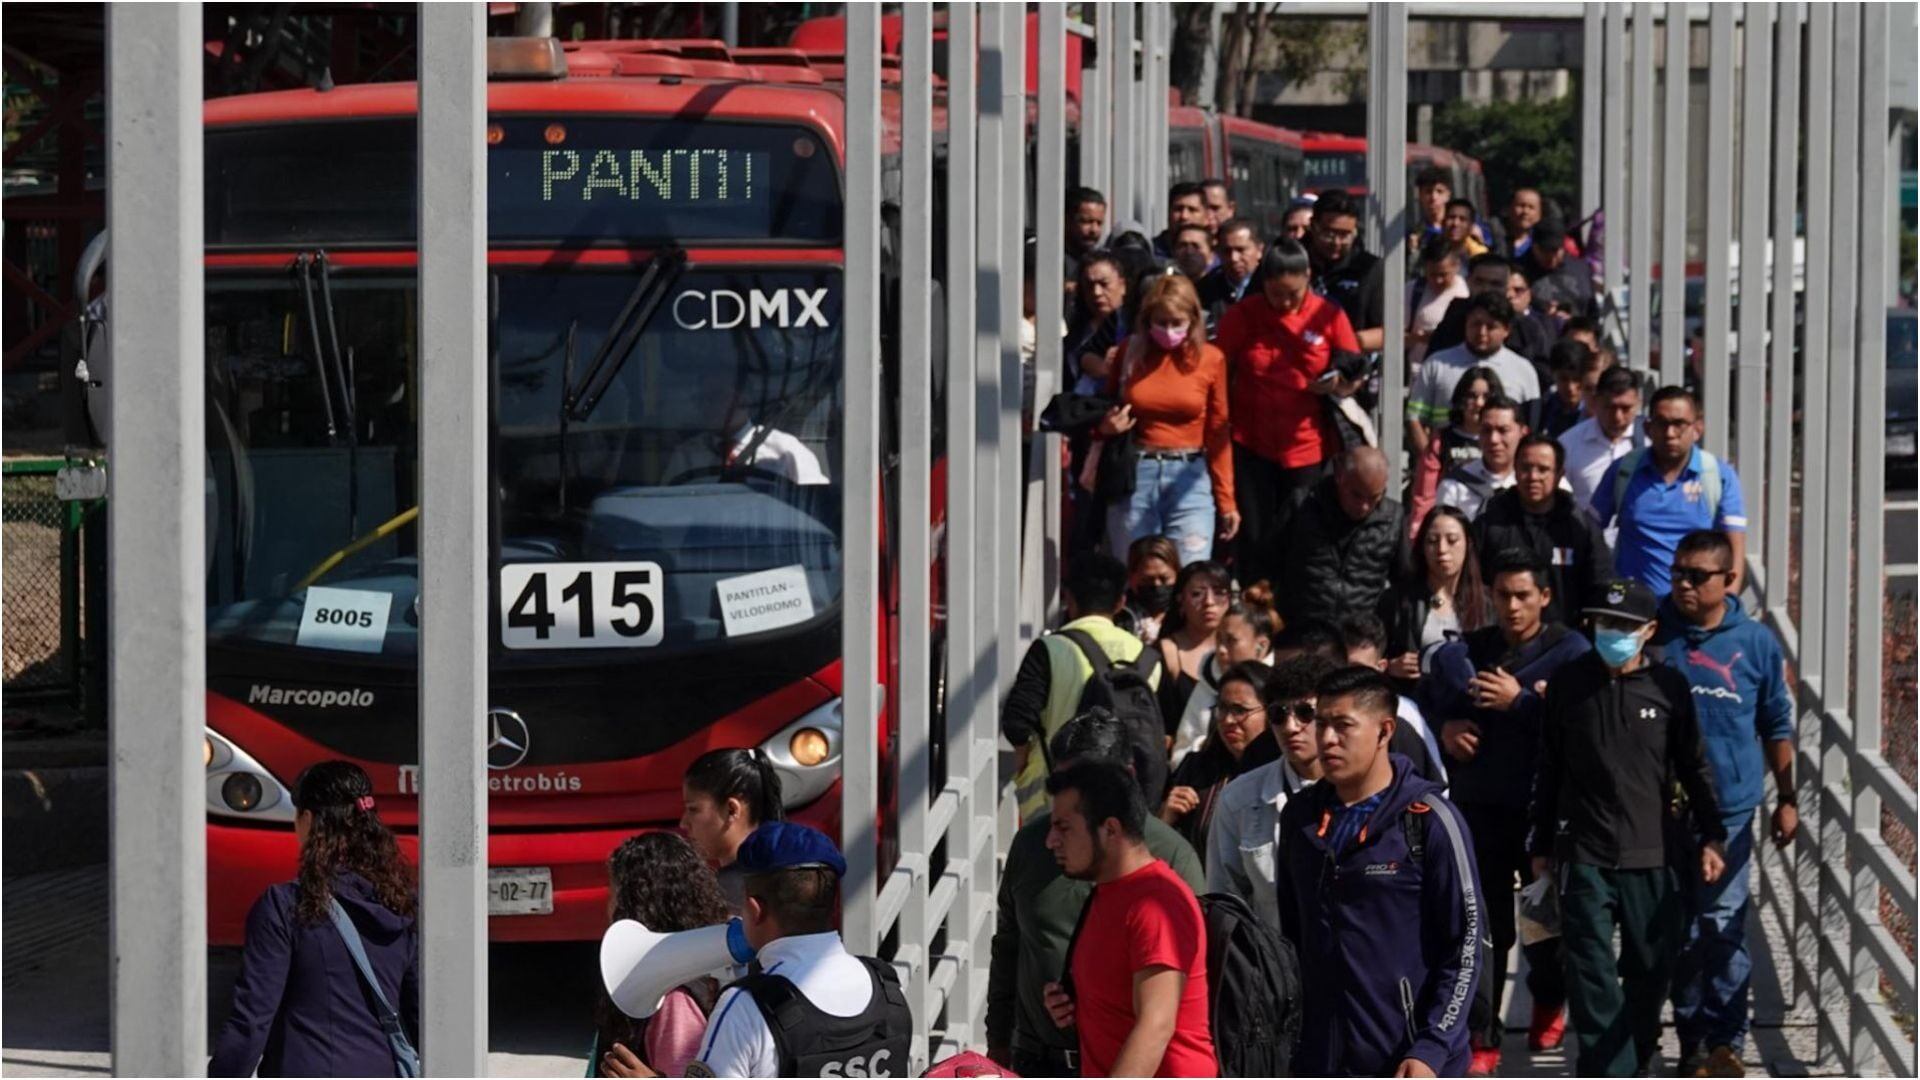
[205,116,840,246]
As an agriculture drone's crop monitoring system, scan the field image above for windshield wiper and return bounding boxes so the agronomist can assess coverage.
[294,253,341,442]
[565,247,687,421]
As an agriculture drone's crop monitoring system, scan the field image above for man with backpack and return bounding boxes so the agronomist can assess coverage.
[986,710,1207,1077]
[1273,667,1484,1078]
[1589,386,1748,598]
[1042,758,1219,1078]
[1004,552,1168,819]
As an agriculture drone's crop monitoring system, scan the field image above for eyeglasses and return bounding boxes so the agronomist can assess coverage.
[1212,702,1266,723]
[1670,565,1731,588]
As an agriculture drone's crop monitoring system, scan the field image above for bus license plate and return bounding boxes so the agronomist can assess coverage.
[488,868,553,916]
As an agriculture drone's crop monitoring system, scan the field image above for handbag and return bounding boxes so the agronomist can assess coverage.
[1093,338,1145,499]
[328,897,421,1077]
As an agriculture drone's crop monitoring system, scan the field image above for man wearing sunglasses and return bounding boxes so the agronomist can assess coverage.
[1650,531,1796,1079]
[1204,653,1338,933]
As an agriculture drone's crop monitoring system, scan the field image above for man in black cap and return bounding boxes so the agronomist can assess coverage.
[1531,578,1728,1077]
[688,822,914,1078]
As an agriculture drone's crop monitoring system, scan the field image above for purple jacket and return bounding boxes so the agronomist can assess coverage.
[210,872,419,1077]
[1274,756,1485,1077]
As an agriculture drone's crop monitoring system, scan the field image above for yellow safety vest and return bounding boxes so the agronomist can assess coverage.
[1012,615,1158,819]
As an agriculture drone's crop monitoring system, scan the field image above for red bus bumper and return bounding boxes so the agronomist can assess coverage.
[207,781,844,945]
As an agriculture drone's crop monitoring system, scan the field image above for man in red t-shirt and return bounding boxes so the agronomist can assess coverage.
[1214,237,1363,588]
[1041,759,1218,1078]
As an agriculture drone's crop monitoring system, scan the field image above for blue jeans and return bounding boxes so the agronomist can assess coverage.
[1106,452,1216,565]
[1672,809,1756,1054]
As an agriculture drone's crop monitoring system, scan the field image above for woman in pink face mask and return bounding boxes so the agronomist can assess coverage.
[1097,272,1238,563]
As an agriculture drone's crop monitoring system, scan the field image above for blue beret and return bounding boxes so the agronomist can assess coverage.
[735,822,847,878]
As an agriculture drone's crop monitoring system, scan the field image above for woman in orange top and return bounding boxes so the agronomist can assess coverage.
[1097,272,1238,564]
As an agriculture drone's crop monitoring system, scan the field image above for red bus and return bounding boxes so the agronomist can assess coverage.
[192,40,925,943]
[1300,131,1489,220]
[1168,107,1306,238]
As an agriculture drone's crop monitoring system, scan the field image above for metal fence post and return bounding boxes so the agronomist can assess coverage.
[1794,6,1836,1057]
[1701,4,1735,457]
[106,5,206,1072]
[1602,4,1626,310]
[974,9,1008,871]
[941,2,991,1050]
[1735,4,1772,571]
[1659,2,1689,389]
[997,6,1026,688]
[1369,3,1408,492]
[416,7,489,1072]
[1084,2,1110,198]
[1581,4,1603,224]
[1037,5,1068,628]
[897,6,935,1067]
[1850,4,1897,1071]
[1628,4,1654,370]
[1111,2,1138,228]
[1762,4,1800,627]
[839,0,884,960]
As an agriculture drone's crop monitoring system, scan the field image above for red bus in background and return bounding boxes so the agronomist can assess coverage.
[1168,107,1306,238]
[1301,131,1490,221]
[192,39,939,944]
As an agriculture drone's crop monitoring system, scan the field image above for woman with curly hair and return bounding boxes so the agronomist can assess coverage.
[593,832,732,1079]
[1096,271,1238,563]
[210,761,418,1077]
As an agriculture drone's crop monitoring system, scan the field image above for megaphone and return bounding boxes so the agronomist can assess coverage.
[600,916,757,1019]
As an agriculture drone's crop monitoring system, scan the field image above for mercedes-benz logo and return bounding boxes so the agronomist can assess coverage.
[487,708,530,770]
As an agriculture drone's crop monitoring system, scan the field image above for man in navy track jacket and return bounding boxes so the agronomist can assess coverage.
[1274,667,1484,1078]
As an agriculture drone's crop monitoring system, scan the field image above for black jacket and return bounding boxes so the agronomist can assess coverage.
[1279,478,1405,627]
[1422,623,1593,808]
[1198,266,1257,334]
[1530,651,1728,868]
[1473,488,1615,627]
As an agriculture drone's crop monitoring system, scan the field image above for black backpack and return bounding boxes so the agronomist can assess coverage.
[1056,628,1170,807]
[1198,891,1304,1078]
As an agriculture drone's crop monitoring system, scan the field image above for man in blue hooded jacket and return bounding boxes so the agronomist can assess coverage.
[1652,530,1797,1079]
[1274,666,1484,1078]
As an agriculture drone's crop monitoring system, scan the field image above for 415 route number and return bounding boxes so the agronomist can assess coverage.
[498,562,665,650]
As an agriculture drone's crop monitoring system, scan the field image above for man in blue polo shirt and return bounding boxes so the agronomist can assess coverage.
[1590,386,1747,596]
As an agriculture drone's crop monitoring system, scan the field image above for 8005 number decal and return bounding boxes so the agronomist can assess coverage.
[498,562,664,650]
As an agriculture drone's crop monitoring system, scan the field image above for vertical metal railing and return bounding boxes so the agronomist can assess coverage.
[106,4,206,1073]
[1627,4,1654,370]
[1368,3,1408,491]
[1580,4,1603,225]
[1733,4,1772,565]
[1701,3,1734,459]
[996,6,1026,686]
[1110,1,1138,227]
[1601,3,1626,310]
[1658,0,1688,388]
[840,0,884,961]
[1036,4,1068,631]
[896,4,935,1067]
[415,9,490,1072]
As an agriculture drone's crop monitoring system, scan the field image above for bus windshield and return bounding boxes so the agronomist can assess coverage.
[1303,150,1367,192]
[204,267,844,663]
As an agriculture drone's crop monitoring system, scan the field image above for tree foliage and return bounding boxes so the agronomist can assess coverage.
[1431,94,1581,215]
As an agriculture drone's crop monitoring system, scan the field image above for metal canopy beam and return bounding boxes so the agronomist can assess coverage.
[107,4,206,1072]
[416,5,489,1072]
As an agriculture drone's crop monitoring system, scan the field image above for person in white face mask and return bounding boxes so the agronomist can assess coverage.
[1530,577,1729,1077]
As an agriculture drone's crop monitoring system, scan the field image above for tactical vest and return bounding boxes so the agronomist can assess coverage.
[733,956,913,1078]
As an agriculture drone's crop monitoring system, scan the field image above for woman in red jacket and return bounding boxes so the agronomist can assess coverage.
[1096,272,1238,564]
[1213,238,1362,587]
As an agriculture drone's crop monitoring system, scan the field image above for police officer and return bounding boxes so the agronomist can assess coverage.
[688,822,914,1078]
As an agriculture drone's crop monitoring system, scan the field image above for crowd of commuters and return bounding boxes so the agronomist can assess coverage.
[208,176,1789,1080]
[999,174,1790,1078]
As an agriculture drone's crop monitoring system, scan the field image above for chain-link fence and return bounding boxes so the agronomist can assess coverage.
[2,458,80,698]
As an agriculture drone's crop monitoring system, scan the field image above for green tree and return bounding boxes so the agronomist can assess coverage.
[1431,94,1580,215]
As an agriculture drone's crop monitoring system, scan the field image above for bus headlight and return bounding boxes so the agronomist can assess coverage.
[759,698,843,809]
[204,730,296,823]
